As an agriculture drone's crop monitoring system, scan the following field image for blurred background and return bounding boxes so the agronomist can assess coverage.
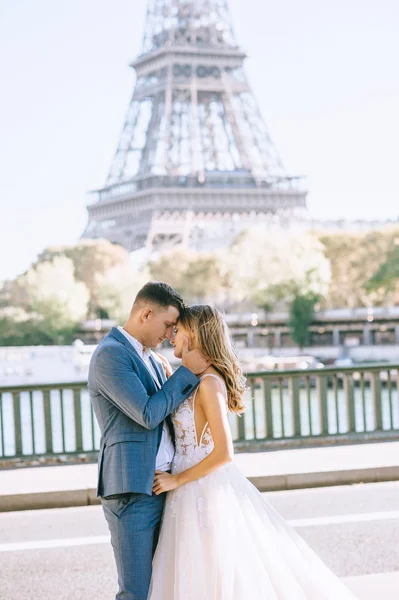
[1,0,399,380]
[1,3,399,598]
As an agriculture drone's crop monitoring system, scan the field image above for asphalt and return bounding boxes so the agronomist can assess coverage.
[2,484,399,598]
[1,440,399,512]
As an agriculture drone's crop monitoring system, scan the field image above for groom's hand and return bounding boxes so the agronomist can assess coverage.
[181,337,211,376]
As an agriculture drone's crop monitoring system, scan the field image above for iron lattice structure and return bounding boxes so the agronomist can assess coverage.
[82,0,307,253]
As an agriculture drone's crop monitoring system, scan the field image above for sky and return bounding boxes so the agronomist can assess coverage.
[1,0,398,281]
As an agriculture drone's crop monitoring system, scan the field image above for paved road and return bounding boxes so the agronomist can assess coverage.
[1,481,398,599]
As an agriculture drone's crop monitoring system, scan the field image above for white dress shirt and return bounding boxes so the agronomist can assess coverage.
[117,326,174,471]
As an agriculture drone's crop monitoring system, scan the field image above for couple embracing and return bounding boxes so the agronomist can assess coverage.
[89,281,357,600]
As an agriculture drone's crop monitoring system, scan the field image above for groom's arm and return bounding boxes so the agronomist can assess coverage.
[92,346,199,429]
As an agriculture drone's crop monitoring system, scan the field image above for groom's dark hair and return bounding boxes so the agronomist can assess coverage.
[134,281,184,313]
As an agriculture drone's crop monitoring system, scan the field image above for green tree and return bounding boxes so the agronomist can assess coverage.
[95,263,151,322]
[180,254,230,303]
[320,228,399,308]
[148,248,193,293]
[225,228,331,310]
[288,292,320,350]
[35,239,129,315]
[148,248,230,304]
[0,308,56,346]
[365,243,399,303]
[10,257,89,343]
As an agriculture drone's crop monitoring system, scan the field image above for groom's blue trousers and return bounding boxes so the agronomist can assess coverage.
[101,492,165,600]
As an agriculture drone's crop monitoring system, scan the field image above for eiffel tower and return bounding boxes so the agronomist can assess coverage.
[82,0,307,254]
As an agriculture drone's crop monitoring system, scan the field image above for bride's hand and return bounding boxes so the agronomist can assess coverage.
[153,470,180,495]
[155,353,173,378]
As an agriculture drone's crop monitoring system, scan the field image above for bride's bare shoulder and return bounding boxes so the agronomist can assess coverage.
[197,373,226,402]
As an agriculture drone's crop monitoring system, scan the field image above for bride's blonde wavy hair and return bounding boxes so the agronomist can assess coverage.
[179,305,246,414]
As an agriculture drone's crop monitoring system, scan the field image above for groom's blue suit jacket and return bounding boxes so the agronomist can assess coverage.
[88,327,199,497]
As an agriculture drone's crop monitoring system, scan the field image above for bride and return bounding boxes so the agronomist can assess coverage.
[149,305,357,599]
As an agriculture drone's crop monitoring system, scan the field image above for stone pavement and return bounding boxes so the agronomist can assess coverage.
[1,440,399,511]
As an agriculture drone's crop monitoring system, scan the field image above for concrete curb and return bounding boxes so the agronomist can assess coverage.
[2,465,399,512]
[0,489,101,512]
[249,465,399,492]
[234,430,399,453]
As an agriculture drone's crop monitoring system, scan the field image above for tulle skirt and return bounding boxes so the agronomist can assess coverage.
[148,460,357,599]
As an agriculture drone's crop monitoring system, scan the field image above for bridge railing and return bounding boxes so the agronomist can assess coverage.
[0,382,96,459]
[0,363,399,460]
[232,363,399,442]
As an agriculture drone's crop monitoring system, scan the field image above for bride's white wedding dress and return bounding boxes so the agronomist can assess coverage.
[148,374,357,599]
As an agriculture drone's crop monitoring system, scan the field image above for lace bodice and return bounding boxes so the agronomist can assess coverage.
[171,373,227,473]
[167,374,229,528]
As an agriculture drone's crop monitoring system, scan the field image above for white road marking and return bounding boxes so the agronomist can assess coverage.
[0,535,110,552]
[290,510,399,528]
[1,510,398,552]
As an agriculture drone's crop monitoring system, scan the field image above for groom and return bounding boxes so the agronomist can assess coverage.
[88,281,208,600]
